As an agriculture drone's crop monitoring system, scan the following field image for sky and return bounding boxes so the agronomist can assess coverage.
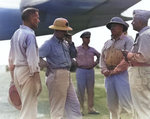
[0,0,150,65]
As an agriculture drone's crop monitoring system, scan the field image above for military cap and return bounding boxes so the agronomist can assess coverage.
[133,9,150,21]
[80,31,91,38]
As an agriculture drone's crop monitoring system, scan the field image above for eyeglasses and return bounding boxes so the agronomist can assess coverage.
[110,24,121,29]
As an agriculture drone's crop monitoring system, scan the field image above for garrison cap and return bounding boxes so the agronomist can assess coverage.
[133,9,150,21]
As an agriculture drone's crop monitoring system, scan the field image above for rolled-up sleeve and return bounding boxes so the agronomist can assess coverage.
[69,42,77,58]
[100,43,108,73]
[128,34,150,63]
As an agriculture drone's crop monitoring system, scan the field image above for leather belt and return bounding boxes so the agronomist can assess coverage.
[15,65,27,67]
[131,63,150,67]
[78,67,93,70]
[106,65,116,70]
[53,67,70,71]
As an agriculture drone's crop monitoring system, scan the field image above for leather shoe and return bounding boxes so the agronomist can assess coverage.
[81,112,84,116]
[88,111,99,115]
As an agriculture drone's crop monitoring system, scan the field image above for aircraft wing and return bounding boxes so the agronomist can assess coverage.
[0,0,140,40]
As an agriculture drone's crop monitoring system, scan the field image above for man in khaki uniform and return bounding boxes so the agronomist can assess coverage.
[122,9,150,119]
[100,17,134,119]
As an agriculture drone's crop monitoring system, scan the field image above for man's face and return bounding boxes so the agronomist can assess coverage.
[83,37,90,45]
[110,24,123,36]
[131,17,141,31]
[30,12,40,29]
[56,30,67,40]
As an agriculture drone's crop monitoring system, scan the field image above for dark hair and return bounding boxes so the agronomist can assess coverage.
[21,7,39,21]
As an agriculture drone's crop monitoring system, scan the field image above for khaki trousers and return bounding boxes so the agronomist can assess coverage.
[14,66,38,119]
[128,67,150,119]
[46,69,82,119]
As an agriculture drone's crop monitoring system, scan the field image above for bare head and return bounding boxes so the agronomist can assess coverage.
[21,7,40,29]
[131,9,150,32]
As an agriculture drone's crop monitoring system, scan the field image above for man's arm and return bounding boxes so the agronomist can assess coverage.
[64,34,77,58]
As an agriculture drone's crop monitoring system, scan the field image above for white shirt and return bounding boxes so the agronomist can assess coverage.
[9,25,40,76]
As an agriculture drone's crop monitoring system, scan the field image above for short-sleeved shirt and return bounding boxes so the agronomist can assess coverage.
[75,45,100,69]
[100,34,133,71]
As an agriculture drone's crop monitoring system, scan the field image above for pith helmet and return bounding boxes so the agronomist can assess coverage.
[106,17,127,32]
[49,18,73,31]
[7,85,22,110]
[124,22,129,31]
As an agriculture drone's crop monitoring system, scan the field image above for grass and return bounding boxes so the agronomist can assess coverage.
[38,68,110,119]
[0,68,131,119]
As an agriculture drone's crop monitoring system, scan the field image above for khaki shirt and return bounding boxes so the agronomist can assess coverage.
[128,26,150,63]
[100,34,133,73]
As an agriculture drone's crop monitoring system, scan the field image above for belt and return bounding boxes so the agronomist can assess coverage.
[130,63,150,67]
[106,65,116,70]
[53,67,70,71]
[15,65,28,67]
[78,67,93,70]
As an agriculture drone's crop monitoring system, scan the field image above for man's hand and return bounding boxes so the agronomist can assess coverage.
[39,57,49,69]
[34,72,42,96]
[122,50,129,62]
[108,70,118,77]
[64,33,72,44]
[102,70,110,77]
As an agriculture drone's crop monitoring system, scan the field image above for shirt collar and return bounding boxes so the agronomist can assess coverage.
[20,25,35,35]
[111,33,125,41]
[81,45,90,49]
[139,26,150,34]
[53,35,64,44]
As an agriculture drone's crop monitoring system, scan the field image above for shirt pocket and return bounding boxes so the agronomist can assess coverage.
[77,52,84,60]
[52,44,69,64]
[88,52,94,62]
[52,45,64,57]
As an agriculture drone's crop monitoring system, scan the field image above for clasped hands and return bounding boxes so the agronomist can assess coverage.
[103,70,117,77]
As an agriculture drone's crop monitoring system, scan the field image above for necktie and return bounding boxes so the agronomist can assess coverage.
[134,33,139,43]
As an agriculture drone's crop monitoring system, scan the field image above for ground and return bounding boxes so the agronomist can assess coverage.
[0,68,110,119]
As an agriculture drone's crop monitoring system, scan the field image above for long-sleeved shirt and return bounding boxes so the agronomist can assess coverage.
[75,45,100,69]
[9,25,40,76]
[100,34,133,73]
[128,26,150,63]
[39,35,77,69]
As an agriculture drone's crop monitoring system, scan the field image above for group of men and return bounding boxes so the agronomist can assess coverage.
[7,7,150,119]
[100,10,150,119]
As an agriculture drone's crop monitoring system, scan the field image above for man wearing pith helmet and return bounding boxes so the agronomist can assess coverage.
[75,31,100,115]
[39,18,82,119]
[122,9,150,119]
[100,17,134,119]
